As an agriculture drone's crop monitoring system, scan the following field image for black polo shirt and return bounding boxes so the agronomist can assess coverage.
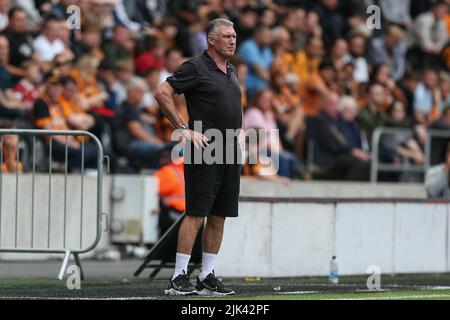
[166,50,242,134]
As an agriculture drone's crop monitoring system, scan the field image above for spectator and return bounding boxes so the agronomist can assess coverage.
[32,15,66,63]
[406,0,449,69]
[0,34,28,122]
[69,55,109,116]
[413,68,440,126]
[336,95,367,150]
[312,91,370,181]
[312,0,347,48]
[12,59,41,111]
[329,37,350,75]
[233,5,258,46]
[134,36,165,77]
[0,0,8,32]
[101,23,134,69]
[292,36,324,83]
[381,101,424,168]
[369,63,407,111]
[357,83,393,147]
[378,0,412,28]
[72,22,104,62]
[367,25,407,81]
[113,77,167,169]
[1,7,39,77]
[159,47,184,85]
[57,76,96,133]
[238,26,273,99]
[33,74,98,169]
[244,88,300,178]
[425,141,450,198]
[298,61,336,117]
[348,32,370,84]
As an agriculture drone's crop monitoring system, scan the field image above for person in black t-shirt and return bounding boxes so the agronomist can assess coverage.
[155,18,244,297]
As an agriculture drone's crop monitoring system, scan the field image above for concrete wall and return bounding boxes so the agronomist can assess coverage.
[1,174,444,279]
[216,200,450,277]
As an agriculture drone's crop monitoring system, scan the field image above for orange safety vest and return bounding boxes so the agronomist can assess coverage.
[154,159,185,212]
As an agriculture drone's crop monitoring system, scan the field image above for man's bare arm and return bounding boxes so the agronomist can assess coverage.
[154,82,187,129]
[155,81,209,149]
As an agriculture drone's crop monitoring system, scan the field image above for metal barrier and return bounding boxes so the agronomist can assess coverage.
[371,127,450,182]
[0,129,108,280]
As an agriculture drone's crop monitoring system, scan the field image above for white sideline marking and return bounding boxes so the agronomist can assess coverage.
[330,294,450,300]
[278,291,320,295]
[0,296,159,300]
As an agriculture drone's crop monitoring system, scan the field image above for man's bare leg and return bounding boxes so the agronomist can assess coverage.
[199,214,225,280]
[170,215,204,281]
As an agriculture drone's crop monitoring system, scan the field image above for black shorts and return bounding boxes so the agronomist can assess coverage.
[184,163,241,218]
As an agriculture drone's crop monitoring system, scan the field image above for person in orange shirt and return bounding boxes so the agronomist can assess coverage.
[154,155,185,237]
[57,76,96,132]
[298,61,337,117]
[292,36,324,83]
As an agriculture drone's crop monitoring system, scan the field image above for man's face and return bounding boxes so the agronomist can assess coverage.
[0,0,9,13]
[255,29,272,47]
[128,87,145,104]
[45,21,60,41]
[210,26,237,58]
[369,85,385,106]
[166,50,183,73]
[433,4,448,20]
[10,10,27,33]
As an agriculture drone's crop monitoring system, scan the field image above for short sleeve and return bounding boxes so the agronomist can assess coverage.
[166,61,199,94]
[123,103,140,124]
[33,100,50,120]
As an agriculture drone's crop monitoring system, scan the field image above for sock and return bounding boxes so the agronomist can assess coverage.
[172,252,191,280]
[199,252,217,281]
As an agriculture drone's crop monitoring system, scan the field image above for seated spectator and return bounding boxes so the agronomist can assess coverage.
[367,25,406,81]
[113,77,168,170]
[336,95,367,151]
[312,0,347,48]
[370,63,407,111]
[12,60,41,111]
[429,106,450,165]
[270,68,305,159]
[406,0,448,69]
[33,74,98,169]
[32,15,66,63]
[70,55,110,117]
[381,101,425,166]
[298,61,337,117]
[97,59,121,112]
[311,91,370,181]
[348,32,370,84]
[238,27,273,99]
[101,23,134,69]
[292,36,324,83]
[56,76,98,134]
[413,68,440,126]
[244,88,300,179]
[425,141,450,198]
[1,7,44,78]
[329,37,351,75]
[134,36,165,77]
[0,34,28,122]
[72,22,104,62]
[357,83,394,148]
[367,25,407,82]
[0,0,8,32]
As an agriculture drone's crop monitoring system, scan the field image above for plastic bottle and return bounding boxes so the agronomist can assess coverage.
[329,255,339,284]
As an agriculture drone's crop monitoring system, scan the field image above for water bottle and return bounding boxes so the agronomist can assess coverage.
[329,256,339,284]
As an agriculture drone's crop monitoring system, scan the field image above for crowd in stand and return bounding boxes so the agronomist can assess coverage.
[0,0,449,182]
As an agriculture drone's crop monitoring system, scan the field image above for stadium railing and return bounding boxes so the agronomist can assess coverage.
[0,129,109,280]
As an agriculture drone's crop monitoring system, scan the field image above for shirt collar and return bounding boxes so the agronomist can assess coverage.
[202,50,232,72]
